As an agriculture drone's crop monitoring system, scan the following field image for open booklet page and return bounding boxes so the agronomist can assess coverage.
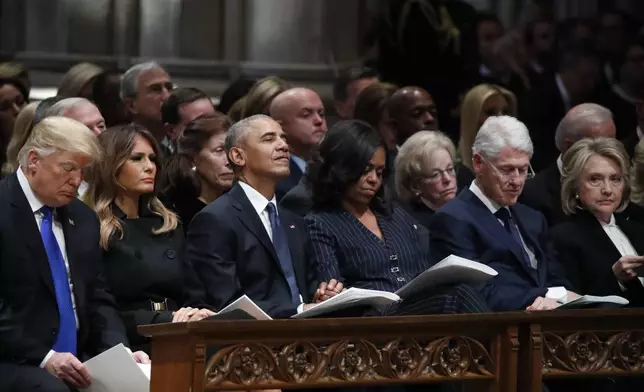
[395,254,498,299]
[81,343,149,392]
[556,294,628,309]
[292,287,400,318]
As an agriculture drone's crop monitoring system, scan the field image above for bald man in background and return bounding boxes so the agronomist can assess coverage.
[389,86,438,147]
[270,87,327,200]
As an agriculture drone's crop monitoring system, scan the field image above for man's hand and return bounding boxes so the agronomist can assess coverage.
[172,307,216,322]
[44,352,91,388]
[526,296,559,311]
[132,350,150,364]
[612,256,644,282]
[313,279,344,303]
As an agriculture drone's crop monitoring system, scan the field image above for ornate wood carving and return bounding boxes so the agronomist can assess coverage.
[203,337,494,388]
[542,331,644,375]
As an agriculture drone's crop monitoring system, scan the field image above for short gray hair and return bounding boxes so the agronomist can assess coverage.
[554,103,613,152]
[472,116,533,160]
[44,97,94,118]
[225,114,274,169]
[120,61,164,100]
[17,116,102,167]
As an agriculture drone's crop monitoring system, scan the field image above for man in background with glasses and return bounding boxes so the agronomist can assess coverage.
[429,115,580,312]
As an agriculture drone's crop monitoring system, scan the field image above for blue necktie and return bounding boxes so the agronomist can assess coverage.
[40,207,77,355]
[495,208,532,269]
[266,202,301,307]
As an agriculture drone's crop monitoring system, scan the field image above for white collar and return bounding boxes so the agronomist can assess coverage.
[290,155,307,173]
[612,84,640,104]
[17,167,45,213]
[556,154,563,176]
[555,73,571,111]
[530,61,544,74]
[238,181,277,217]
[469,180,502,215]
[479,64,492,76]
[637,126,644,141]
[598,214,617,228]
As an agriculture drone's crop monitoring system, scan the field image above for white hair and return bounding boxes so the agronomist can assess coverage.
[120,61,164,100]
[44,97,95,118]
[554,103,613,152]
[472,116,533,160]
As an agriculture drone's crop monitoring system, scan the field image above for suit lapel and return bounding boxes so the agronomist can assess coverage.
[8,173,56,295]
[229,184,280,266]
[58,207,84,309]
[279,209,308,295]
[615,215,644,256]
[509,206,543,285]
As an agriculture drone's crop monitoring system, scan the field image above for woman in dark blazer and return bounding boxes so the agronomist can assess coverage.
[305,120,489,315]
[84,124,214,353]
[550,137,644,306]
[394,130,458,228]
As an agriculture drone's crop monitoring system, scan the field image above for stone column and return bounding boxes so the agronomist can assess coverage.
[65,0,112,55]
[139,0,181,58]
[24,0,68,53]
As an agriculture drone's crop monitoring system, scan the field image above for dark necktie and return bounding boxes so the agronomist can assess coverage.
[266,202,301,307]
[40,207,77,354]
[494,208,533,269]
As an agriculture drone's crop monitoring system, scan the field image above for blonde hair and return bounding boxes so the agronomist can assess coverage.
[57,62,104,98]
[17,116,102,168]
[241,76,289,119]
[630,140,644,207]
[395,130,456,202]
[84,124,178,249]
[2,101,38,175]
[561,137,630,215]
[458,84,517,169]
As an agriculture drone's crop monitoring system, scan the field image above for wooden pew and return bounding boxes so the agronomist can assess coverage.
[517,308,644,392]
[139,313,524,392]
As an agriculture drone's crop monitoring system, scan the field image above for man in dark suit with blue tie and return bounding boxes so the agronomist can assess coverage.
[184,114,339,318]
[0,117,148,392]
[269,88,327,200]
[430,116,579,311]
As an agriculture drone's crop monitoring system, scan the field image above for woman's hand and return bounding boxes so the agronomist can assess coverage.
[612,255,644,282]
[172,307,216,322]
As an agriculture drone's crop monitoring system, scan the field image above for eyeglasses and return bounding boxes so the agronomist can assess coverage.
[423,166,456,183]
[481,156,535,180]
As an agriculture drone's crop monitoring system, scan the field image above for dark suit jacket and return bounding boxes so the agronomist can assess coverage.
[622,131,640,159]
[549,211,644,306]
[184,183,317,318]
[455,162,474,191]
[519,162,567,227]
[0,173,128,367]
[103,203,186,353]
[519,75,566,172]
[429,188,572,311]
[400,200,435,230]
[279,180,312,217]
[275,158,303,201]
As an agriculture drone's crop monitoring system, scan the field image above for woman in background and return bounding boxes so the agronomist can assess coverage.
[1,101,38,176]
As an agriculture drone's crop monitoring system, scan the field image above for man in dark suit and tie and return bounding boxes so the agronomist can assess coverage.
[0,117,148,392]
[520,103,616,226]
[430,116,579,311]
[269,88,327,200]
[184,114,338,318]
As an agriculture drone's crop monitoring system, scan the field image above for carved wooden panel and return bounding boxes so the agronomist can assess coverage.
[542,331,644,375]
[204,337,494,389]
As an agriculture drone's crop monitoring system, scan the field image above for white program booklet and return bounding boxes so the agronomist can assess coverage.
[556,294,629,309]
[292,287,400,319]
[395,255,498,299]
[81,343,150,392]
[217,294,273,320]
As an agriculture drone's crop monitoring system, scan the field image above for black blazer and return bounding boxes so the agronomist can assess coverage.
[0,173,128,366]
[622,131,640,159]
[275,158,303,201]
[103,203,186,353]
[400,200,435,230]
[519,162,567,227]
[184,182,317,318]
[279,180,313,217]
[550,211,644,306]
[455,162,475,191]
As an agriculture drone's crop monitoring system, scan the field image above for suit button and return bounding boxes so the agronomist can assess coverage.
[165,249,176,259]
[389,254,398,261]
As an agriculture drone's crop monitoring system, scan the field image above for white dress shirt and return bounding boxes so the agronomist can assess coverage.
[599,214,644,288]
[637,126,643,141]
[290,155,307,174]
[556,155,563,176]
[17,169,80,367]
[469,181,568,302]
[238,181,305,312]
[555,73,572,112]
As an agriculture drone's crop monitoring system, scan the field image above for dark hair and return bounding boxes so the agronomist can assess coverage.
[161,112,231,201]
[332,67,379,103]
[524,16,556,46]
[217,77,256,114]
[33,96,64,124]
[161,87,211,125]
[353,82,398,129]
[307,120,389,212]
